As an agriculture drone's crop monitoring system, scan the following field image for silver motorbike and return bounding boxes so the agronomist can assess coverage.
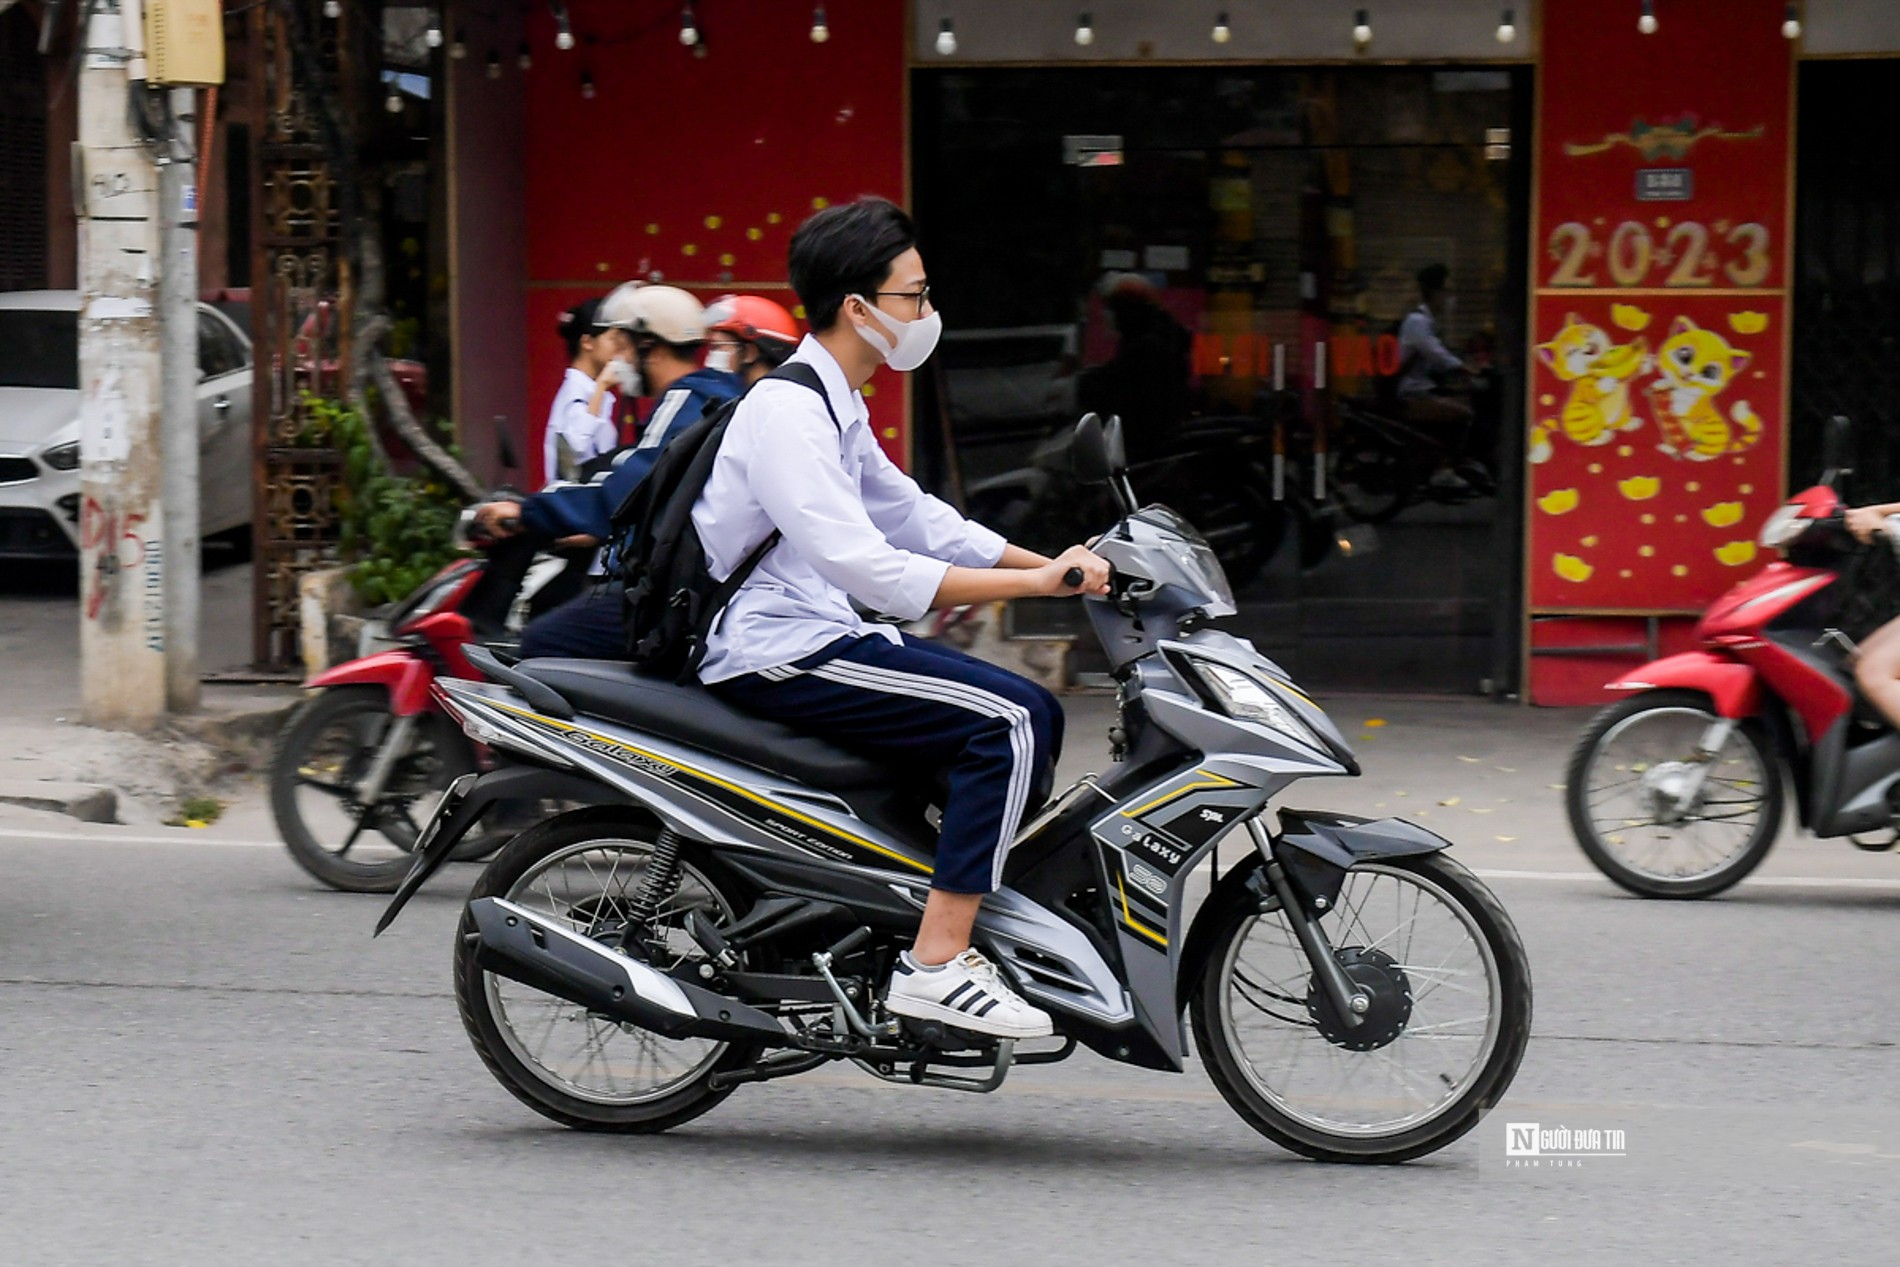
[378,414,1531,1163]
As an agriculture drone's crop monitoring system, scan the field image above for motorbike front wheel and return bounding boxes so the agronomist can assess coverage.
[270,686,489,893]
[1565,689,1782,898]
[1191,852,1532,1163]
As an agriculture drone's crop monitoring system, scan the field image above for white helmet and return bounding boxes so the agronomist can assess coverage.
[596,281,707,345]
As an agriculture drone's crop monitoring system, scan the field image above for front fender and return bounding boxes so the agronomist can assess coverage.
[1606,651,1763,720]
[307,650,436,716]
[1178,809,1450,1001]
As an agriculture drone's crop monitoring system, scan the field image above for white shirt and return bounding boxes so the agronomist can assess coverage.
[543,366,617,480]
[1397,303,1463,397]
[692,336,1006,683]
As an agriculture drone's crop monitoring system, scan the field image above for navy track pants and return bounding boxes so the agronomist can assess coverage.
[710,633,1064,894]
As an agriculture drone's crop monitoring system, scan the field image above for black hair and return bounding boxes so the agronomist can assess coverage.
[751,338,795,370]
[1417,263,1450,296]
[558,297,605,359]
[788,197,917,332]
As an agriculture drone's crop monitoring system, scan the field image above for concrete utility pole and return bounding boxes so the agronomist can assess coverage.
[77,0,166,728]
[159,85,200,712]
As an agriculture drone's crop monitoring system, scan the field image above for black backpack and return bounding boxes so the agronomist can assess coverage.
[610,361,836,681]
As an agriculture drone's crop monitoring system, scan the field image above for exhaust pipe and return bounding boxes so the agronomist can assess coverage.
[466,898,790,1045]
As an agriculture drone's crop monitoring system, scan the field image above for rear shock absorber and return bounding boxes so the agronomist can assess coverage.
[621,827,686,948]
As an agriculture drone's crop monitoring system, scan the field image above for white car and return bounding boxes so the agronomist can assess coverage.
[0,290,254,559]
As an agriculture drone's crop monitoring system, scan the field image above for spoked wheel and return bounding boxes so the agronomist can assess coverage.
[270,686,487,893]
[454,808,758,1132]
[1566,689,1782,898]
[1191,853,1531,1163]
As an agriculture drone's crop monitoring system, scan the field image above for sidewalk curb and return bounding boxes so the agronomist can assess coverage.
[0,781,118,824]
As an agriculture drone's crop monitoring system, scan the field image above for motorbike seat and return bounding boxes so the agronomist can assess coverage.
[515,658,896,789]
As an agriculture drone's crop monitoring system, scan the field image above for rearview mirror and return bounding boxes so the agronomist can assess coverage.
[495,415,520,473]
[1821,414,1854,492]
[1071,413,1136,512]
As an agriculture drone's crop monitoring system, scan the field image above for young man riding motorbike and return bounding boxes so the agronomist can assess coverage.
[692,197,1111,1039]
[475,283,742,660]
[705,293,802,385]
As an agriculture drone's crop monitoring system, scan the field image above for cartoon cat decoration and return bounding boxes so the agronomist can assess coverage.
[1650,316,1760,461]
[1531,314,1649,465]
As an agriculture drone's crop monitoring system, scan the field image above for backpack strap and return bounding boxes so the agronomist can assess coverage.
[681,360,843,676]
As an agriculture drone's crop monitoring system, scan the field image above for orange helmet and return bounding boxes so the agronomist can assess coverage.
[705,294,801,353]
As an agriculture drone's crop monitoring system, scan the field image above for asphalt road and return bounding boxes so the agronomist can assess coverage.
[2,820,1897,1265]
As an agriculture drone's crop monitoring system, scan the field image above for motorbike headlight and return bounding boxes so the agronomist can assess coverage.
[41,441,81,472]
[1185,658,1324,752]
[1757,505,1805,550]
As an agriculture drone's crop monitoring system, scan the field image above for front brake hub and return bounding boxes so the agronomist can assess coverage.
[1306,947,1413,1052]
[1642,761,1698,824]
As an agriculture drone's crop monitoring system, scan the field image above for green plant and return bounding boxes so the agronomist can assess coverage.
[302,394,466,606]
[168,795,224,827]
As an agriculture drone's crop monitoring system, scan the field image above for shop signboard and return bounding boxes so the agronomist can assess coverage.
[1528,0,1792,613]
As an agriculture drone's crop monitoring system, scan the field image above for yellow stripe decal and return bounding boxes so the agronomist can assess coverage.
[492,703,933,874]
[1123,770,1241,818]
[1115,873,1169,947]
[1267,675,1315,708]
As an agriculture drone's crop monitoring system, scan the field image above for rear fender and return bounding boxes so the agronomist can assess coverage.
[1606,651,1764,720]
[307,650,436,716]
[1178,809,1450,1000]
[373,765,634,935]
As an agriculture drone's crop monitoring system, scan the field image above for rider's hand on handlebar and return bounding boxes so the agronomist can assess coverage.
[1041,545,1111,597]
[1846,506,1889,543]
[474,500,524,539]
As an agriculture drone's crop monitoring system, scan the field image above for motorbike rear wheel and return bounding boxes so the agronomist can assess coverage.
[1565,689,1782,898]
[454,809,759,1132]
[1191,852,1531,1163]
[270,686,490,893]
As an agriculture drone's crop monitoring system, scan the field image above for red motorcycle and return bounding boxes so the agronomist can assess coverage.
[271,521,575,892]
[1566,419,1899,897]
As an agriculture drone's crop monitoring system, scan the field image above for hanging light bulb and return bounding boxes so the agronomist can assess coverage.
[517,39,532,69]
[486,49,501,79]
[1495,8,1516,42]
[811,5,830,42]
[384,84,403,114]
[935,16,957,56]
[449,28,467,59]
[555,3,575,51]
[1074,11,1094,46]
[1782,3,1801,38]
[425,12,442,48]
[323,0,340,19]
[1353,8,1372,46]
[1638,1,1658,34]
[580,69,596,99]
[680,3,700,46]
[1212,11,1231,44]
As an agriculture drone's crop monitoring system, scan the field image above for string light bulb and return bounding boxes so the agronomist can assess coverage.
[1074,11,1094,46]
[384,84,403,113]
[935,16,957,55]
[1212,11,1231,44]
[486,48,501,79]
[449,28,467,59]
[1353,8,1372,46]
[424,12,442,48]
[1638,1,1658,34]
[580,69,596,99]
[322,0,340,18]
[811,5,829,42]
[554,0,575,50]
[680,3,700,46]
[517,39,532,69]
[1782,3,1801,38]
[1496,8,1515,42]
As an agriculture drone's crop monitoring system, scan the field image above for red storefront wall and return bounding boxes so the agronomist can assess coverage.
[1526,0,1795,705]
[519,0,908,486]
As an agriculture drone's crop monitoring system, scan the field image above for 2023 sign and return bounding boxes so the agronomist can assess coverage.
[1546,219,1773,289]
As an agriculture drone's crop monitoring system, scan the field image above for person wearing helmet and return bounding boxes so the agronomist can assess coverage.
[474,283,742,659]
[704,293,802,386]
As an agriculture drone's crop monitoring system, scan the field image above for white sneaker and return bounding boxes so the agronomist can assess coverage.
[885,948,1054,1040]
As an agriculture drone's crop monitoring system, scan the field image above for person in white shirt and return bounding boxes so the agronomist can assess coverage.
[693,198,1111,1041]
[542,296,629,483]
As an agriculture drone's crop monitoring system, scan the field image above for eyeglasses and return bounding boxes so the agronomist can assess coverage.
[869,284,932,317]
